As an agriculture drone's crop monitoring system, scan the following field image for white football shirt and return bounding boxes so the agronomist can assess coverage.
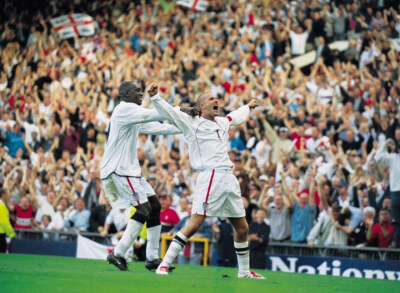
[100,101,181,179]
[150,93,250,171]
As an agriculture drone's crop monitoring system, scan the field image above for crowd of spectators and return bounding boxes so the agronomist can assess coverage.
[1,0,400,264]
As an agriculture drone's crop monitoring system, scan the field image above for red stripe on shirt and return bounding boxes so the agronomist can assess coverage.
[227,116,232,122]
[126,177,140,205]
[204,170,215,216]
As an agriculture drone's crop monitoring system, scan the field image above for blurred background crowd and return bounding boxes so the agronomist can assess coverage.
[1,0,400,267]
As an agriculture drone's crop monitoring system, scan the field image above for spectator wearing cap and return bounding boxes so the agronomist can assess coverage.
[280,171,316,243]
[260,115,292,164]
[258,175,269,190]
[375,139,400,247]
[333,181,351,208]
[289,188,316,243]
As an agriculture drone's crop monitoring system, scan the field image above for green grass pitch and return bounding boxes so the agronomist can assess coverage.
[0,254,397,293]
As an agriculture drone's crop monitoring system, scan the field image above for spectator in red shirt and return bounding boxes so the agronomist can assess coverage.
[12,196,34,229]
[366,208,393,248]
[159,194,180,236]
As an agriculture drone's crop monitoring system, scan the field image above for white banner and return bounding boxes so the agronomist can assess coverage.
[177,0,209,12]
[50,13,95,39]
[76,235,114,260]
[289,41,349,68]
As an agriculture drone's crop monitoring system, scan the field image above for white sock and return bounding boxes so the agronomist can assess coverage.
[114,219,144,257]
[234,241,250,274]
[160,231,187,267]
[146,225,161,261]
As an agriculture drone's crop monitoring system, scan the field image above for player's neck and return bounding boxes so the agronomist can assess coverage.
[201,114,215,121]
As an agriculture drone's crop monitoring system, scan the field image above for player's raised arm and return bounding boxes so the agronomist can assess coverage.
[139,121,182,136]
[226,98,259,126]
[113,81,166,125]
[374,139,395,168]
[149,83,196,136]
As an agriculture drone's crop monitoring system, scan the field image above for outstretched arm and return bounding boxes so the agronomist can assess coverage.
[226,99,259,126]
[139,121,182,135]
[149,83,195,137]
[375,139,395,168]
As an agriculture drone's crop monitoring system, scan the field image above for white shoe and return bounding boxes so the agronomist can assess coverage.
[156,265,169,275]
[238,271,266,279]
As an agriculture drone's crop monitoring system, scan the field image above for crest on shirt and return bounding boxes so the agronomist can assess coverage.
[132,192,140,202]
[203,202,209,211]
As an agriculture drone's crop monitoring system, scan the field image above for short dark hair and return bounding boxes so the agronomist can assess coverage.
[196,92,212,108]
[0,188,7,198]
[119,82,137,99]
[380,207,390,214]
[42,214,52,222]
[257,207,268,216]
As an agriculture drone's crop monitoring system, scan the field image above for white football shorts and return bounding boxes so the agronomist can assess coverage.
[102,173,155,208]
[191,169,245,218]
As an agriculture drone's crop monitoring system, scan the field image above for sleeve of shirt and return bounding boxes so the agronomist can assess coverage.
[0,204,15,238]
[113,103,165,126]
[171,210,180,225]
[307,218,323,242]
[375,145,393,168]
[226,105,250,126]
[81,210,91,231]
[139,121,182,135]
[150,93,195,137]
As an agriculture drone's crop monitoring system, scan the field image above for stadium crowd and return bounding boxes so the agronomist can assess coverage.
[1,0,400,267]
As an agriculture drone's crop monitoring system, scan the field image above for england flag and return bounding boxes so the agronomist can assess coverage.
[76,235,112,260]
[177,0,209,12]
[50,13,95,39]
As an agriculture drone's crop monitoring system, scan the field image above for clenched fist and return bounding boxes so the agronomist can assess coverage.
[247,98,259,109]
[148,83,158,97]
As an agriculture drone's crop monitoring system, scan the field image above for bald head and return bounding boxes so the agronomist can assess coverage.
[196,92,212,108]
[119,82,138,98]
[119,82,143,104]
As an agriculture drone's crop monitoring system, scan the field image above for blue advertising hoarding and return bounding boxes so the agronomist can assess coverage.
[267,254,400,280]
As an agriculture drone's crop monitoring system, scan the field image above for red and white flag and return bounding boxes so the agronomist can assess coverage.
[177,0,209,12]
[76,235,113,260]
[50,13,95,39]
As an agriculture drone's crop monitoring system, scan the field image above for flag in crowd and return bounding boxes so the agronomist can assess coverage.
[177,0,209,12]
[50,13,95,39]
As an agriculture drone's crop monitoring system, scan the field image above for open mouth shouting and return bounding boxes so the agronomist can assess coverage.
[213,104,219,113]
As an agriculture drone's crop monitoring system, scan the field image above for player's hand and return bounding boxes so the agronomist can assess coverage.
[147,83,158,96]
[246,98,259,109]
